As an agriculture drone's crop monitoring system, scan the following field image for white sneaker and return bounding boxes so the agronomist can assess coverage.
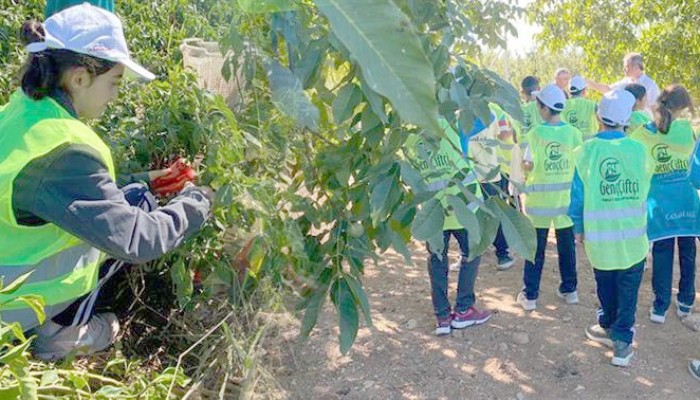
[677,300,693,319]
[33,313,120,361]
[557,290,579,305]
[517,291,536,311]
[649,308,666,324]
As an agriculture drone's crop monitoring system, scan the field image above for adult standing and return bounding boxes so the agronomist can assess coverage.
[587,53,660,114]
[554,68,571,99]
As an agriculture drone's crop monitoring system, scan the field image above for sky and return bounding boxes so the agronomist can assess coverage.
[505,0,539,55]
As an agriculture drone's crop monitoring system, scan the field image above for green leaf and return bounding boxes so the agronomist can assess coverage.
[468,207,500,261]
[67,372,89,390]
[370,168,401,225]
[266,59,320,132]
[96,385,128,397]
[360,76,387,124]
[170,260,193,308]
[389,228,413,265]
[0,270,34,295]
[332,83,363,125]
[0,338,31,364]
[410,198,444,241]
[299,285,328,338]
[334,278,359,355]
[344,274,372,326]
[316,0,441,134]
[399,161,428,192]
[16,295,45,325]
[490,197,537,262]
[446,195,481,245]
[238,0,297,13]
[40,370,60,387]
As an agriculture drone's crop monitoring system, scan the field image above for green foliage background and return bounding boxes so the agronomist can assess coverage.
[530,0,700,97]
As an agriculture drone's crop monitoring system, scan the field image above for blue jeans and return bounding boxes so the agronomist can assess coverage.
[427,230,481,319]
[481,178,510,258]
[652,236,697,313]
[595,260,645,344]
[522,226,577,300]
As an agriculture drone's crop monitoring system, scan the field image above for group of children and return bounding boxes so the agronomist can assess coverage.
[411,68,700,370]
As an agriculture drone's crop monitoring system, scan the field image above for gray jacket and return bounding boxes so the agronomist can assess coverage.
[12,142,210,264]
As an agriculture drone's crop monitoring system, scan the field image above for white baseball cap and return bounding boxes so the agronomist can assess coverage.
[597,89,636,127]
[569,75,587,93]
[26,3,154,81]
[533,84,566,111]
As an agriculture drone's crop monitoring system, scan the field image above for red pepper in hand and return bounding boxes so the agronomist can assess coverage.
[150,158,197,197]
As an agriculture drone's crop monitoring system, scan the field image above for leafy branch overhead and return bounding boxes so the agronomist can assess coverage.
[230,0,533,354]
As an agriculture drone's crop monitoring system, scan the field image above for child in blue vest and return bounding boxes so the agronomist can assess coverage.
[686,138,700,380]
[630,85,700,324]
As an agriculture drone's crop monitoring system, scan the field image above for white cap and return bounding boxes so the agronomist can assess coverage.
[569,75,587,93]
[533,84,566,111]
[597,89,636,127]
[26,3,154,81]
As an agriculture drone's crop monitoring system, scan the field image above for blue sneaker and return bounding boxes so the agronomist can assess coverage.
[496,255,515,271]
[649,307,666,324]
[611,340,634,367]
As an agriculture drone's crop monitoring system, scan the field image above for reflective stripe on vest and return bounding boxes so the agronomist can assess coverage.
[525,206,570,217]
[525,181,572,193]
[585,226,647,242]
[426,172,479,192]
[499,143,515,151]
[583,203,647,221]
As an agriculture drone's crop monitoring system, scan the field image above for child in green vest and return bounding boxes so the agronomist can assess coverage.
[404,120,491,336]
[518,84,581,311]
[520,75,543,134]
[624,83,651,133]
[0,4,212,360]
[562,76,598,140]
[569,90,653,367]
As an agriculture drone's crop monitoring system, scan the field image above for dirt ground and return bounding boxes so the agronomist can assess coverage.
[273,235,700,399]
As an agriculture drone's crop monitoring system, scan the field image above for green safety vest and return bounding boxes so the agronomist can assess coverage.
[521,101,543,137]
[628,111,651,134]
[0,91,116,329]
[525,123,582,228]
[405,120,482,231]
[563,97,598,140]
[574,137,652,270]
[489,103,519,176]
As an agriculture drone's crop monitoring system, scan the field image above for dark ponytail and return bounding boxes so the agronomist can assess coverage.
[19,21,117,100]
[654,84,693,134]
